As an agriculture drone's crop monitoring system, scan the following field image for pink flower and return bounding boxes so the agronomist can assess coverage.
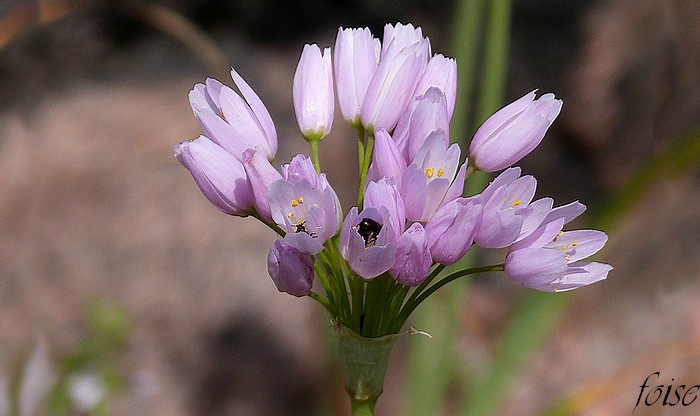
[174,136,253,216]
[294,44,335,140]
[189,69,277,161]
[469,91,562,172]
[334,27,380,126]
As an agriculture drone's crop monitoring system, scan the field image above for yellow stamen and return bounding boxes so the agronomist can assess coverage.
[436,168,444,177]
[425,167,435,178]
[287,212,295,218]
[291,199,298,207]
[297,196,304,204]
[571,241,578,247]
[512,199,522,206]
[561,244,569,251]
[565,254,571,262]
[295,219,304,226]
[553,230,564,242]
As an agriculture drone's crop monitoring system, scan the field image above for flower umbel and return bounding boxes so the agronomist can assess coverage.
[174,22,612,415]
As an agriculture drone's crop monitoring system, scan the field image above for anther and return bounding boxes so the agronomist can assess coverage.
[291,199,298,207]
[436,168,444,177]
[425,167,435,178]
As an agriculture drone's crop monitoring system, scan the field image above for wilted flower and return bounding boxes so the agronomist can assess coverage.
[189,69,278,161]
[174,136,253,216]
[469,90,562,172]
[294,44,335,140]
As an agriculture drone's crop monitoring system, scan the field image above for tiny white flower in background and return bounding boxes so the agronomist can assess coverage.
[69,373,105,412]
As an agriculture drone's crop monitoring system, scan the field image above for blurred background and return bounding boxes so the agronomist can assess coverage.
[1,0,699,414]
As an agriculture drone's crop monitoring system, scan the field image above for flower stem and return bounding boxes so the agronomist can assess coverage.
[308,290,334,315]
[357,133,375,209]
[397,264,504,328]
[309,138,321,173]
[351,397,377,416]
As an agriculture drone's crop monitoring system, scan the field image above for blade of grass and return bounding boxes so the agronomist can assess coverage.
[405,0,489,413]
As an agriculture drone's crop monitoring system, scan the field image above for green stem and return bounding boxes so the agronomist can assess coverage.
[250,212,286,237]
[356,126,366,177]
[309,138,321,173]
[308,290,334,316]
[357,133,375,209]
[351,397,377,416]
[399,264,504,327]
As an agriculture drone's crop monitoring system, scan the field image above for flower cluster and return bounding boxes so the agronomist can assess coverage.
[175,23,612,336]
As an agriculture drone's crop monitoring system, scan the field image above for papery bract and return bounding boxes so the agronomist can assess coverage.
[425,196,483,265]
[340,207,397,279]
[267,240,314,297]
[334,27,380,126]
[174,136,253,216]
[389,222,432,286]
[243,148,283,222]
[189,69,278,161]
[294,44,335,140]
[469,90,562,172]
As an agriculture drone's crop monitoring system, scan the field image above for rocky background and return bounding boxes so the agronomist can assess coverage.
[1,0,699,414]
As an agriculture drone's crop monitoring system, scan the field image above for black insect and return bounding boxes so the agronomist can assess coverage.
[357,218,383,247]
[293,220,317,237]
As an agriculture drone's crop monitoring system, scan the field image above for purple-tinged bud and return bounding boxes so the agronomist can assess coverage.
[360,40,430,132]
[469,91,562,172]
[425,196,483,265]
[394,86,450,162]
[334,27,380,126]
[174,136,253,216]
[340,207,397,280]
[189,69,278,161]
[242,148,282,222]
[294,44,335,140]
[267,240,314,297]
[414,54,457,119]
[390,222,432,286]
[366,129,407,184]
